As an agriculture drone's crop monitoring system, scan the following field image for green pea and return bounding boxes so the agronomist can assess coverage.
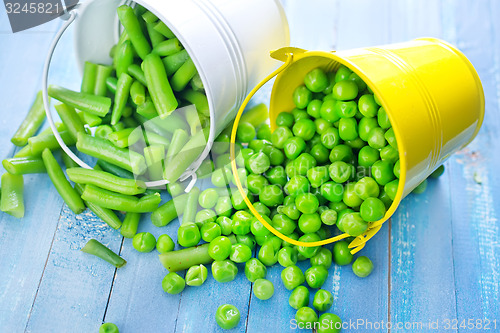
[332,80,358,100]
[352,256,374,277]
[285,160,299,178]
[358,94,377,118]
[285,175,309,196]
[263,145,285,166]
[132,232,156,253]
[162,272,186,294]
[314,118,332,135]
[265,166,287,187]
[379,190,393,209]
[279,204,301,221]
[297,233,321,258]
[215,196,233,217]
[360,197,386,222]
[377,106,391,129]
[185,264,208,287]
[293,85,313,109]
[295,307,319,326]
[230,243,252,263]
[306,166,329,188]
[245,258,267,282]
[384,127,398,149]
[328,161,352,184]
[232,210,253,235]
[358,146,380,167]
[335,65,352,82]
[318,313,342,333]
[277,246,298,267]
[295,193,319,214]
[335,100,357,118]
[305,265,328,289]
[212,167,230,187]
[322,72,336,94]
[338,212,368,236]
[380,145,399,164]
[412,179,428,194]
[253,201,271,217]
[282,232,300,248]
[215,304,240,330]
[256,124,272,141]
[430,164,445,178]
[99,323,119,333]
[208,235,232,260]
[338,117,358,141]
[177,222,201,247]
[305,68,329,92]
[231,188,253,210]
[271,126,293,149]
[195,209,217,226]
[156,234,175,253]
[289,286,310,310]
[284,136,306,160]
[237,233,256,250]
[213,133,230,155]
[320,209,337,226]
[332,240,353,265]
[248,139,269,152]
[276,111,294,127]
[393,160,401,179]
[237,121,256,143]
[247,151,271,175]
[253,278,275,300]
[320,99,340,123]
[216,216,233,236]
[294,153,317,176]
[241,147,255,161]
[283,195,295,206]
[307,99,323,118]
[298,213,322,234]
[348,72,367,91]
[247,174,269,195]
[358,117,379,141]
[258,240,279,266]
[345,137,365,150]
[313,289,333,311]
[309,144,329,164]
[329,144,353,163]
[329,201,348,212]
[259,184,284,207]
[310,247,333,269]
[293,119,316,141]
[212,259,238,283]
[200,222,222,242]
[372,160,395,185]
[367,127,387,149]
[354,176,380,200]
[251,218,271,237]
[342,182,362,208]
[293,109,310,121]
[281,265,305,290]
[198,188,219,209]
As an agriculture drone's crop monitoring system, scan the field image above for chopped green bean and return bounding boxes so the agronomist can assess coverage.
[54,103,85,141]
[2,157,46,175]
[11,91,47,146]
[143,53,178,118]
[81,239,126,268]
[117,5,151,59]
[0,172,24,218]
[151,193,188,227]
[48,85,111,117]
[111,73,134,125]
[67,167,146,195]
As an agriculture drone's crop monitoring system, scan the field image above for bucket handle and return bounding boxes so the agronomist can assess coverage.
[229,47,371,254]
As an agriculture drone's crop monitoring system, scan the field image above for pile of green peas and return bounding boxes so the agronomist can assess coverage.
[156,65,443,330]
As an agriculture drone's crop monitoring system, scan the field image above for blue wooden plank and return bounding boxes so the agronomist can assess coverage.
[443,0,500,328]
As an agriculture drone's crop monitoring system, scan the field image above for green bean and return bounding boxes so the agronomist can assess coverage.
[120,212,141,238]
[48,85,111,117]
[163,127,209,183]
[117,5,151,60]
[136,110,188,134]
[78,110,102,127]
[153,21,175,39]
[42,149,85,214]
[14,145,33,158]
[54,103,85,141]
[153,38,182,57]
[115,40,135,78]
[146,22,165,49]
[81,239,126,268]
[137,129,171,148]
[127,64,147,86]
[0,172,24,218]
[81,184,160,213]
[67,167,146,195]
[182,186,200,224]
[142,11,158,24]
[81,61,97,95]
[15,123,64,158]
[2,157,46,175]
[143,145,165,180]
[94,65,114,96]
[190,73,204,91]
[159,235,236,272]
[75,183,122,230]
[130,80,146,105]
[111,73,134,125]
[28,130,76,156]
[107,128,136,148]
[185,105,201,135]
[163,50,189,76]
[62,151,79,169]
[11,91,47,146]
[112,122,125,132]
[95,125,113,140]
[136,97,158,119]
[143,53,178,118]
[180,90,209,117]
[76,133,147,174]
[171,58,197,92]
[105,77,118,95]
[96,159,134,179]
[151,193,188,227]
[165,128,189,164]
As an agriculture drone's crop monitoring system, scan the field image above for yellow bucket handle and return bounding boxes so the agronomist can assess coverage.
[229,47,376,254]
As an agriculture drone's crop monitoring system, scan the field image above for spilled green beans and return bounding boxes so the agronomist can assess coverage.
[143,53,178,118]
[117,5,151,60]
[0,172,24,218]
[67,167,146,195]
[81,239,126,268]
[48,85,111,117]
[11,91,47,146]
[2,157,46,175]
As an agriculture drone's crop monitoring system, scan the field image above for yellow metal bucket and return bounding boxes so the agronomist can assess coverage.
[230,38,484,253]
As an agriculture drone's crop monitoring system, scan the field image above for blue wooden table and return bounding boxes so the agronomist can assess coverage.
[1,0,499,332]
